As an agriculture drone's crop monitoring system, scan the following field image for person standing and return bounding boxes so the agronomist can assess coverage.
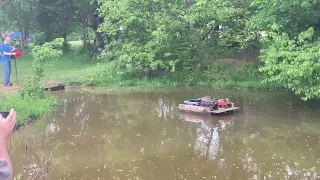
[1,37,16,86]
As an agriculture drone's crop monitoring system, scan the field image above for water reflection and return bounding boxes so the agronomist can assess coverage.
[180,113,234,161]
[8,89,320,180]
[45,122,60,134]
[157,98,175,119]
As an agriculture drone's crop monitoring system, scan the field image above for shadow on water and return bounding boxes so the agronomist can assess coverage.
[8,88,320,179]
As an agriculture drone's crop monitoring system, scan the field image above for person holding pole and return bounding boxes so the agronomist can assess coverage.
[1,37,16,87]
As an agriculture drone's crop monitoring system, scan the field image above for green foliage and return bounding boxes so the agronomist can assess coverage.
[248,0,320,100]
[249,0,320,37]
[2,38,64,126]
[98,0,252,75]
[98,0,186,75]
[259,28,320,100]
[31,39,63,78]
[19,76,45,99]
[19,38,63,99]
[0,94,58,127]
[75,60,280,90]
[0,0,37,47]
[31,38,63,78]
[0,0,37,31]
[4,0,320,100]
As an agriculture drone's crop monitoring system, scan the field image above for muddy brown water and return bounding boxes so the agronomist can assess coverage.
[8,88,320,180]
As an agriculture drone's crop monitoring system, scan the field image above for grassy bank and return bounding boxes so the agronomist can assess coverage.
[0,50,282,91]
[63,60,283,91]
[0,44,95,127]
[0,51,96,83]
[0,94,58,127]
[0,43,281,91]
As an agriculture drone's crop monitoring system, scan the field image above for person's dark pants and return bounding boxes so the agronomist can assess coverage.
[1,61,11,85]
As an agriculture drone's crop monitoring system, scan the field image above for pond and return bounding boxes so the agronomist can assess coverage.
[9,88,320,180]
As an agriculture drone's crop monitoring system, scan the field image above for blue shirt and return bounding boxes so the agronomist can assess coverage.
[0,44,12,62]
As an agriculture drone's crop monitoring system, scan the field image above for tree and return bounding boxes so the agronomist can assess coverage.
[249,0,320,100]
[97,0,252,76]
[259,28,320,100]
[36,0,71,42]
[0,0,37,47]
[72,0,105,57]
[249,0,320,37]
[36,0,105,56]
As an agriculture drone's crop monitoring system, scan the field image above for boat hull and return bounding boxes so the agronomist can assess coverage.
[179,104,211,114]
[178,104,239,115]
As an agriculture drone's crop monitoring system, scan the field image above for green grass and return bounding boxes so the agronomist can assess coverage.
[0,94,58,127]
[0,52,97,85]
[70,60,283,92]
[0,44,97,127]
[0,43,280,92]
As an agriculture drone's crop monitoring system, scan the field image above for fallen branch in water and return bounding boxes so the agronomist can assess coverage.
[8,130,69,180]
[27,141,70,180]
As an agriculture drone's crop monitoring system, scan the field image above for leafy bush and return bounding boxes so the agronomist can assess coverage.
[73,60,281,90]
[248,0,320,100]
[19,76,45,99]
[19,38,63,99]
[31,38,63,78]
[259,28,320,100]
[98,0,252,76]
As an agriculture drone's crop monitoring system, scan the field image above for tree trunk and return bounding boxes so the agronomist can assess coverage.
[89,15,105,58]
[62,32,67,43]
[82,25,87,45]
[62,32,70,54]
[21,29,29,48]
[89,30,104,58]
[213,25,220,56]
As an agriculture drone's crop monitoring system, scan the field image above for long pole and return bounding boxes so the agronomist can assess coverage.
[14,58,18,85]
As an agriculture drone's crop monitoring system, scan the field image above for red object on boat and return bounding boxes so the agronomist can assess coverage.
[13,49,22,59]
[217,99,232,108]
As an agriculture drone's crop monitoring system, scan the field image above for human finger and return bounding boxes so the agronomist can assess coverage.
[8,121,15,131]
[8,110,16,126]
[11,111,17,126]
[5,109,15,123]
[8,114,16,131]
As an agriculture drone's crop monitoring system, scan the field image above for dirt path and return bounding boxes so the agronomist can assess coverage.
[217,58,256,65]
[0,80,61,94]
[0,83,20,94]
